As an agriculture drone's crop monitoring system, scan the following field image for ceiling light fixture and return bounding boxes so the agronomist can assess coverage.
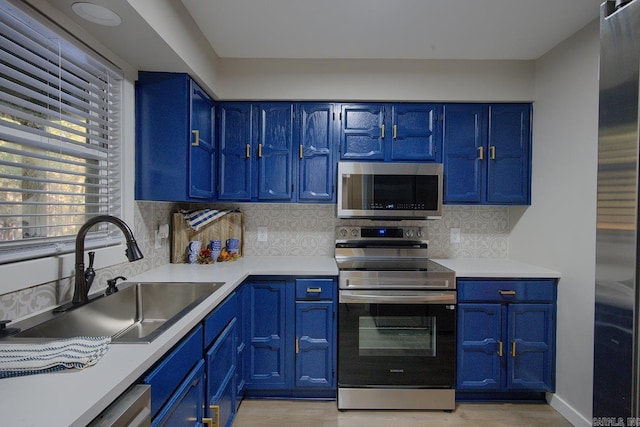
[71,2,121,27]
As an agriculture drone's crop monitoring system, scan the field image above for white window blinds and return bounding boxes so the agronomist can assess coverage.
[0,0,124,264]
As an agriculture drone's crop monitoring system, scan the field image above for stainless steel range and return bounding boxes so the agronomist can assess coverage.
[335,226,456,411]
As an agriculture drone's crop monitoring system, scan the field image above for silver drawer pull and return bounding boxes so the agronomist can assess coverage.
[499,290,516,296]
[306,287,322,293]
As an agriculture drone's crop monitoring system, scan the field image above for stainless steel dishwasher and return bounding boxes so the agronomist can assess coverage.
[88,384,151,427]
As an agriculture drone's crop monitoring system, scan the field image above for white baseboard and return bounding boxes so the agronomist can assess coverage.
[547,393,592,427]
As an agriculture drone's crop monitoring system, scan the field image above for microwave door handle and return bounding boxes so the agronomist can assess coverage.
[339,291,456,305]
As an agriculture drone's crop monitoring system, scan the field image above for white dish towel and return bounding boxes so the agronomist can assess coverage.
[181,208,234,232]
[0,336,111,379]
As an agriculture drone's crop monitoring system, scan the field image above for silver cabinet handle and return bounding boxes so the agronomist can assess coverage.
[339,290,456,304]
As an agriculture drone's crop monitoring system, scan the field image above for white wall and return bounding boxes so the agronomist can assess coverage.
[217,58,535,101]
[509,20,600,426]
[127,0,222,98]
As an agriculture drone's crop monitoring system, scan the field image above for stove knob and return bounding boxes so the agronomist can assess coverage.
[416,230,424,238]
[338,228,348,238]
[405,229,415,238]
[350,228,359,237]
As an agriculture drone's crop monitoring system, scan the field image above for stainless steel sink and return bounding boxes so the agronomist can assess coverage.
[7,282,223,343]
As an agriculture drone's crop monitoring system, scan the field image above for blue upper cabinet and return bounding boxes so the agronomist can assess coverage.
[218,102,294,201]
[297,103,337,202]
[340,103,385,160]
[254,103,294,201]
[189,83,217,199]
[339,103,442,162]
[443,104,487,203]
[486,104,531,205]
[218,103,252,200]
[135,72,216,201]
[443,103,531,205]
[390,104,441,161]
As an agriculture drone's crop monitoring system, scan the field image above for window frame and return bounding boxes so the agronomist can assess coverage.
[0,0,136,297]
[0,0,125,262]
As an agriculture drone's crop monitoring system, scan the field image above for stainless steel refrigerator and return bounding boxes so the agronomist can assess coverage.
[595,0,640,419]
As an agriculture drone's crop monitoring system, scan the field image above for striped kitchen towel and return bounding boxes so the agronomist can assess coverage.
[181,209,235,232]
[0,336,111,379]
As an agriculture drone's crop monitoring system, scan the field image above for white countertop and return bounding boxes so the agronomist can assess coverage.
[0,256,338,427]
[433,258,562,279]
[0,256,559,426]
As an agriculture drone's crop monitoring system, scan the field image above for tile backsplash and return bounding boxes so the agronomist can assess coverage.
[0,202,509,320]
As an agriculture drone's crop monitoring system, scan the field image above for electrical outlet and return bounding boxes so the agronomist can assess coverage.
[154,230,162,249]
[450,228,461,244]
[257,227,268,242]
[158,223,169,239]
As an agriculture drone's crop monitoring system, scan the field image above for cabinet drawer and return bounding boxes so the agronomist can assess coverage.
[295,279,334,300]
[457,280,556,303]
[206,318,237,399]
[204,292,237,348]
[143,325,203,419]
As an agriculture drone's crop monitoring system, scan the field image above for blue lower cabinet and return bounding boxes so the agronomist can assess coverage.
[456,279,557,400]
[295,301,334,388]
[143,326,203,419]
[507,303,555,391]
[457,303,502,391]
[244,277,336,398]
[205,318,237,427]
[152,360,205,427]
[235,285,248,406]
[245,280,289,390]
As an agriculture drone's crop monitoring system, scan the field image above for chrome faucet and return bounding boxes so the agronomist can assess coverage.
[72,215,143,305]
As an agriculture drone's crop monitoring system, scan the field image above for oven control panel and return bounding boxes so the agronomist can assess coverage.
[335,226,426,240]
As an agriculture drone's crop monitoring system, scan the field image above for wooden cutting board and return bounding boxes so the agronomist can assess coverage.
[171,211,244,263]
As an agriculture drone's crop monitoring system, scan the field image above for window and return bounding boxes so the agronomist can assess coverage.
[0,0,124,264]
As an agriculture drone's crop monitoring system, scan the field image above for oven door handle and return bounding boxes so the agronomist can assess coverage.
[339,291,457,304]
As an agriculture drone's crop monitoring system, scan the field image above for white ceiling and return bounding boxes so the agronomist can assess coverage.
[181,0,603,60]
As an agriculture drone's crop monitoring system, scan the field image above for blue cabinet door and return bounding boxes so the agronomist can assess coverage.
[235,285,248,405]
[152,360,205,427]
[246,280,289,389]
[135,72,215,202]
[507,303,555,391]
[295,301,334,389]
[391,104,441,161]
[218,102,252,200]
[340,104,385,160]
[205,319,237,427]
[443,104,487,203]
[189,80,216,199]
[143,326,203,419]
[486,104,531,204]
[443,103,531,204]
[457,303,502,391]
[298,103,336,202]
[254,103,294,200]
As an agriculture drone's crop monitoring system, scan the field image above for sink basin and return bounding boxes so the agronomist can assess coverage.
[8,282,223,343]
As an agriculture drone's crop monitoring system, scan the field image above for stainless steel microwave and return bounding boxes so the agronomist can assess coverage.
[337,162,443,219]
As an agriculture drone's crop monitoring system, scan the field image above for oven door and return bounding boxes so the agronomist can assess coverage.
[338,290,456,388]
